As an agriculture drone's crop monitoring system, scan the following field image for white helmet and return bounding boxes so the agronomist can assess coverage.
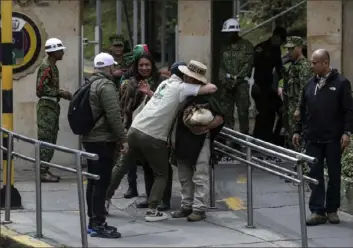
[45,38,66,52]
[221,18,241,32]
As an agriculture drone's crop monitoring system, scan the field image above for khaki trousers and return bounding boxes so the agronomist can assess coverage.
[177,138,210,212]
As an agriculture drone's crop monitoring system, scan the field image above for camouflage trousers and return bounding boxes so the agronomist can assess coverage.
[293,142,311,176]
[37,99,60,173]
[281,100,310,176]
[220,82,250,133]
[283,100,298,150]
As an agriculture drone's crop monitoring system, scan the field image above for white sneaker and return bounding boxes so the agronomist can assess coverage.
[145,210,168,222]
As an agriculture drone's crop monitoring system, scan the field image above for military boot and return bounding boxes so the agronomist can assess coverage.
[41,171,60,183]
[136,198,149,208]
[124,167,139,199]
[123,186,138,199]
[306,213,327,226]
[327,212,340,224]
[187,211,206,222]
[171,208,192,218]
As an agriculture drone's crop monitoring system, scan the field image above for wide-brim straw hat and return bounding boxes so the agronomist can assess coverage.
[178,60,208,84]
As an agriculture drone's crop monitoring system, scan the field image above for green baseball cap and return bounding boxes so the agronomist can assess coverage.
[284,36,305,48]
[109,34,125,46]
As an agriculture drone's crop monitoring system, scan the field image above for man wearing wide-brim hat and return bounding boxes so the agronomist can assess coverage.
[116,60,217,222]
[178,60,208,84]
[169,61,225,222]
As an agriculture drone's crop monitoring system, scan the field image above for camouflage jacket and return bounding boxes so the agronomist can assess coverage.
[36,58,60,100]
[115,54,130,69]
[278,61,291,88]
[282,57,312,103]
[120,74,168,129]
[111,53,130,87]
[218,37,254,94]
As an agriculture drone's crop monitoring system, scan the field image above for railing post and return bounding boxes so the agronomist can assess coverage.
[133,0,138,47]
[34,141,43,238]
[95,0,102,54]
[75,152,88,248]
[296,161,308,248]
[4,133,13,224]
[209,156,216,209]
[246,137,255,228]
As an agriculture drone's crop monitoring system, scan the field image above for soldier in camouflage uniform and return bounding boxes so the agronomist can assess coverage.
[36,38,72,182]
[279,37,313,179]
[108,34,130,87]
[279,36,313,150]
[218,18,254,135]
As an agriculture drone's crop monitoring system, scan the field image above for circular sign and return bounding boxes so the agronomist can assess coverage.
[0,9,47,79]
[11,12,42,73]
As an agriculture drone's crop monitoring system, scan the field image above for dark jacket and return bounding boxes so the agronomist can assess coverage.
[254,39,283,90]
[169,95,224,166]
[295,69,353,142]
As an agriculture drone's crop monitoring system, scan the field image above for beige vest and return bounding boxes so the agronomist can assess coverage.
[131,76,182,141]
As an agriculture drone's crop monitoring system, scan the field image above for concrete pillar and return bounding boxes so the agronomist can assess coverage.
[307,1,342,72]
[177,0,212,79]
[342,0,353,83]
[12,1,80,167]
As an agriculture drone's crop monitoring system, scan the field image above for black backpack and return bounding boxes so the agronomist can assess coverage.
[68,77,103,135]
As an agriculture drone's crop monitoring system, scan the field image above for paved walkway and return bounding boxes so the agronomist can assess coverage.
[1,162,353,247]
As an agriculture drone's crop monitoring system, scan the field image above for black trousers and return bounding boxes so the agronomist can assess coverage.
[253,89,278,142]
[127,164,138,186]
[83,142,116,225]
[306,140,342,215]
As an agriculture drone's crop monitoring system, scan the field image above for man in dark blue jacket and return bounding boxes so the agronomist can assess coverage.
[293,49,353,226]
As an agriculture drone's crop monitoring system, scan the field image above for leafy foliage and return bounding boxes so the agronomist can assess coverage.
[247,0,307,37]
[341,137,353,179]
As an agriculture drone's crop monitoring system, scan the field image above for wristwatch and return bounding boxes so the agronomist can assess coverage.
[344,131,351,137]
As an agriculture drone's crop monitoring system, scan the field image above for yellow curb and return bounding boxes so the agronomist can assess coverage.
[218,196,246,211]
[236,175,247,184]
[0,225,53,247]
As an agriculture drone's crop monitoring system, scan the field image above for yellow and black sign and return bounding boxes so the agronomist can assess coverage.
[0,10,47,79]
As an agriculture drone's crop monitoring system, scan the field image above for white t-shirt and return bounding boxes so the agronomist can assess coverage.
[131,74,201,141]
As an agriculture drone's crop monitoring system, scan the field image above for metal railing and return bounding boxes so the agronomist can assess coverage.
[0,127,100,248]
[208,127,318,248]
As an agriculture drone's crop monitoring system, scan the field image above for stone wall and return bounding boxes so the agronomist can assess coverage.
[177,0,212,79]
[11,1,80,167]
